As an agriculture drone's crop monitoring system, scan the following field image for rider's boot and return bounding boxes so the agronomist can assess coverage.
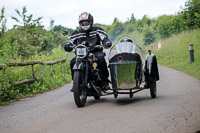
[102,79,111,91]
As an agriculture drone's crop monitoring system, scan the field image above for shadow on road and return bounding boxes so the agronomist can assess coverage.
[115,96,156,106]
[85,95,162,107]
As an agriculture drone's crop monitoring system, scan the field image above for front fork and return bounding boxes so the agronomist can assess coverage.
[73,60,88,87]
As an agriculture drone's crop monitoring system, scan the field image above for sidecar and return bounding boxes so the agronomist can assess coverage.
[108,37,159,98]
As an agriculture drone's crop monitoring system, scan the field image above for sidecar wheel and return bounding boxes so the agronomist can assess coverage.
[150,81,157,98]
[73,71,87,107]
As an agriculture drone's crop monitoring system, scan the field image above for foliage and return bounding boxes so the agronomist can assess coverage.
[0,7,6,37]
[124,14,137,33]
[48,19,55,31]
[180,0,200,29]
[157,14,187,38]
[106,18,125,41]
[143,27,156,45]
[0,27,67,60]
[105,0,200,45]
[129,13,137,24]
[11,6,42,29]
[0,45,72,105]
[136,15,152,32]
[0,6,71,105]
[53,25,73,35]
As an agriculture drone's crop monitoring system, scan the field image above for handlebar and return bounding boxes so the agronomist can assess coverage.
[66,40,104,52]
[89,45,103,52]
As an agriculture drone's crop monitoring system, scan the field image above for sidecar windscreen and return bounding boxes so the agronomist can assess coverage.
[116,42,135,53]
[108,41,142,63]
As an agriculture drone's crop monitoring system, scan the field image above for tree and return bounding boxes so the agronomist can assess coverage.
[181,0,200,28]
[157,15,174,38]
[0,7,6,37]
[136,15,152,32]
[126,13,136,24]
[107,18,125,41]
[157,14,187,39]
[143,27,156,45]
[53,25,73,35]
[48,19,55,31]
[11,6,42,29]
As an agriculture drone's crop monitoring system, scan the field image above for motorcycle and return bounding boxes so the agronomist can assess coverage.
[63,30,110,107]
[73,42,109,107]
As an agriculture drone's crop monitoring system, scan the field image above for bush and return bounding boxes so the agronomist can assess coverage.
[0,45,72,105]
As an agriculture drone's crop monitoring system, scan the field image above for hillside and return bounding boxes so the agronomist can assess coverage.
[147,29,200,79]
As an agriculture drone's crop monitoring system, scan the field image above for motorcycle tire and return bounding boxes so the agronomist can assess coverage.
[73,71,87,107]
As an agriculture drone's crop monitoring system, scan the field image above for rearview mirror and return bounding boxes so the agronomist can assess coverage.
[62,30,68,36]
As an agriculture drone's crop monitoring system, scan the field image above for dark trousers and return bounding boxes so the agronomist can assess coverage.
[70,51,109,80]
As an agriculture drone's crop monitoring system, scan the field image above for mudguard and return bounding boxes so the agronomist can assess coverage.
[144,53,159,81]
[73,62,83,70]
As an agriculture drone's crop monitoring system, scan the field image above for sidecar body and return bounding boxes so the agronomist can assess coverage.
[108,37,159,98]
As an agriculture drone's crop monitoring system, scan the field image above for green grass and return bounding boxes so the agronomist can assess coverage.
[146,29,200,80]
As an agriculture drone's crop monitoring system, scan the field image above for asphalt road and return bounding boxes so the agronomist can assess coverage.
[0,65,200,133]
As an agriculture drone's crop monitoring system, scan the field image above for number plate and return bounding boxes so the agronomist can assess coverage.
[76,48,87,56]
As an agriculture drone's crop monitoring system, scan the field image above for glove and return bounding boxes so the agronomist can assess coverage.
[103,41,112,49]
[64,41,73,52]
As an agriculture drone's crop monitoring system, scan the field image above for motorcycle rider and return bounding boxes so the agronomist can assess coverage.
[64,12,112,92]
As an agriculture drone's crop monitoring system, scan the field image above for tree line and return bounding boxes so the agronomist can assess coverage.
[0,6,74,63]
[101,0,200,45]
[1,0,200,62]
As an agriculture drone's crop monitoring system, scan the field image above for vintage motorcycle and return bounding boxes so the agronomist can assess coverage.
[63,30,110,107]
[64,31,159,108]
[71,42,110,107]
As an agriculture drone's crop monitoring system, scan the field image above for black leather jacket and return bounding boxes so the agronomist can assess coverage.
[64,26,112,52]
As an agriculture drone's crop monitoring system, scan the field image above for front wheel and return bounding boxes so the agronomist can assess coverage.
[150,81,157,98]
[73,71,87,107]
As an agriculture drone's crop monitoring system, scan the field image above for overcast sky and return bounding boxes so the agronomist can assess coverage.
[1,0,187,29]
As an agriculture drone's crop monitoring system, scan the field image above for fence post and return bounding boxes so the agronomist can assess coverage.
[31,65,35,78]
[41,64,44,73]
[51,65,55,75]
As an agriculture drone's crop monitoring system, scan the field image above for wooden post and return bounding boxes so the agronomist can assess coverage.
[31,65,35,78]
[41,64,44,73]
[51,65,55,75]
